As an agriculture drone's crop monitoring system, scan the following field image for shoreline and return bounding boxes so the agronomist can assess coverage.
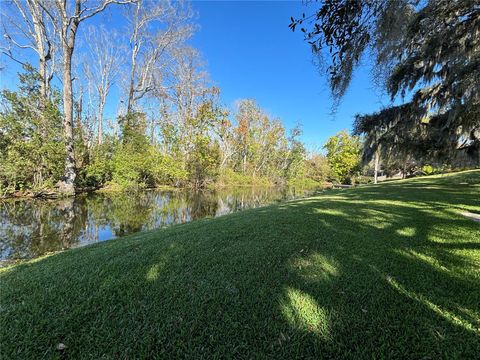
[0,182,326,201]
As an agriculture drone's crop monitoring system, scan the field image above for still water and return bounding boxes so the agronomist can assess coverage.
[0,187,319,262]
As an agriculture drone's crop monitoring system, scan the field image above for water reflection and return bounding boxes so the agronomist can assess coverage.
[0,187,318,262]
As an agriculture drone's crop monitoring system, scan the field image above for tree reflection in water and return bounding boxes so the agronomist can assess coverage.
[0,187,318,262]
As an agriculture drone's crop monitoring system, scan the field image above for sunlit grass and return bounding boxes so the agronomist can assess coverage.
[281,287,331,339]
[395,226,417,237]
[0,170,479,359]
[146,264,162,281]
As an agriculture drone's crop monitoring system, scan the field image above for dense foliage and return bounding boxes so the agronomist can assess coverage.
[0,68,64,194]
[323,130,361,184]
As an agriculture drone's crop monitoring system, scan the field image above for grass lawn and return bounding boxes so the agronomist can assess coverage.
[1,170,479,359]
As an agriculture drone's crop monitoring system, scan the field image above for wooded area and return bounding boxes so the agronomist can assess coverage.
[0,0,339,196]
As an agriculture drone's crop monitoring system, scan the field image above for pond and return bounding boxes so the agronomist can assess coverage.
[0,187,320,263]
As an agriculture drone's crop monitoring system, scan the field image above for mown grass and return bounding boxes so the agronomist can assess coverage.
[1,170,479,359]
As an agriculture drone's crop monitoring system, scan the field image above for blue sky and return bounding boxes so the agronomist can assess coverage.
[189,1,393,148]
[0,0,394,149]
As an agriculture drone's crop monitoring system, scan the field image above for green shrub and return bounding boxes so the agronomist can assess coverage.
[422,165,435,175]
[287,177,322,189]
[216,169,272,187]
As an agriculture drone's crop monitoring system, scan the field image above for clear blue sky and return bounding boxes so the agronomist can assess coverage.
[0,0,393,149]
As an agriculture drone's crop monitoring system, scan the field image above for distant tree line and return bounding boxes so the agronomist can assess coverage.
[0,64,367,195]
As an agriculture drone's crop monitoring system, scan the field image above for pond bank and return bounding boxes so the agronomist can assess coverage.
[0,180,325,199]
[1,170,478,359]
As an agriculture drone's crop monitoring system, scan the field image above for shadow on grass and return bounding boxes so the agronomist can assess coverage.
[1,172,479,359]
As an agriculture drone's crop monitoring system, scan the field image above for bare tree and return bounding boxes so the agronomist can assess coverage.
[38,0,134,195]
[162,46,211,161]
[80,62,97,147]
[165,46,207,123]
[84,25,123,144]
[1,0,57,101]
[124,0,194,113]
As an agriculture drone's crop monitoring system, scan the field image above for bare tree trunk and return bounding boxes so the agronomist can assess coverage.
[242,146,247,173]
[98,97,105,144]
[60,41,76,195]
[38,55,48,100]
[127,50,137,113]
[28,0,51,100]
[150,116,156,145]
[126,3,139,114]
[23,0,52,100]
[374,150,379,184]
[75,87,84,142]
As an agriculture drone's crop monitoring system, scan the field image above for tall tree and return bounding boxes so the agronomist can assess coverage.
[165,46,210,160]
[40,0,133,194]
[324,130,361,184]
[291,0,480,164]
[233,100,263,174]
[83,25,124,145]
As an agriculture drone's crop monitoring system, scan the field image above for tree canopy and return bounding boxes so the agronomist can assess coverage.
[323,130,361,184]
[291,0,479,165]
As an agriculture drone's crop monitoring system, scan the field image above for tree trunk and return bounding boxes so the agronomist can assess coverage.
[98,98,105,144]
[150,117,156,145]
[27,0,50,102]
[242,144,247,174]
[38,55,48,101]
[126,42,137,113]
[127,75,135,113]
[374,150,379,184]
[59,42,76,195]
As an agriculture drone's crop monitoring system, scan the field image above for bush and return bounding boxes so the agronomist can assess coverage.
[353,175,373,185]
[287,177,322,189]
[216,168,272,187]
[109,144,148,189]
[422,165,435,175]
[148,148,188,186]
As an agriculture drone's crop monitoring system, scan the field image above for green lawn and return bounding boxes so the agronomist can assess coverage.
[1,171,479,359]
